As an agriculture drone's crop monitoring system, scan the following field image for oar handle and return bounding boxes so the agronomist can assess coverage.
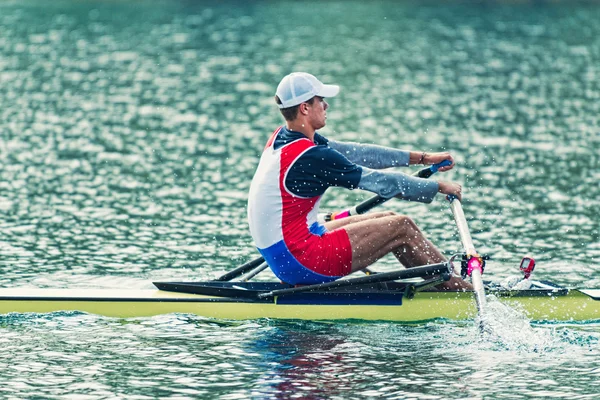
[416,159,452,179]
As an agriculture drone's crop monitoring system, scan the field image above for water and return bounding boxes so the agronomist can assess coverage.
[0,313,599,399]
[0,0,598,398]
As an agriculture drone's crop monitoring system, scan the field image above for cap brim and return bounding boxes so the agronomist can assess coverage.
[316,84,339,98]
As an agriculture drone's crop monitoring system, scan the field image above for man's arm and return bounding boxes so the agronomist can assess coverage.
[329,140,455,171]
[358,168,463,203]
[285,146,461,203]
[358,167,439,203]
[328,140,410,169]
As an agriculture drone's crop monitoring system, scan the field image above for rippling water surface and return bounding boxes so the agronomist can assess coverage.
[0,0,599,398]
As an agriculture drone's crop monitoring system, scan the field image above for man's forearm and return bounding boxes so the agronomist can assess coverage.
[329,140,410,169]
[357,167,439,203]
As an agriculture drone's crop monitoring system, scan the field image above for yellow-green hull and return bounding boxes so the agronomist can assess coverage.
[0,288,599,322]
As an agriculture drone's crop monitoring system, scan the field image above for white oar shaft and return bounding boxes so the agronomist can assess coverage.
[449,199,487,313]
[470,268,487,311]
[449,200,476,255]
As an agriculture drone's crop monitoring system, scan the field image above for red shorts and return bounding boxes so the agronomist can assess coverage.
[289,228,353,277]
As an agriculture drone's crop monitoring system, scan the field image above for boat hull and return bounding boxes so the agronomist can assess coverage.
[0,288,599,322]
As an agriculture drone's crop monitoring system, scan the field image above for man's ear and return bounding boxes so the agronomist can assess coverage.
[299,103,309,115]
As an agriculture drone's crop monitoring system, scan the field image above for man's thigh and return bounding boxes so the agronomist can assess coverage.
[341,215,416,272]
[323,211,395,231]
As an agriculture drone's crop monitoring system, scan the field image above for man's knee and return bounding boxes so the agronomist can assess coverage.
[372,211,395,218]
[389,214,418,230]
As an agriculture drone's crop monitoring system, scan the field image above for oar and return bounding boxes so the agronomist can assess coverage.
[239,261,268,282]
[448,197,487,327]
[214,257,265,282]
[216,160,452,282]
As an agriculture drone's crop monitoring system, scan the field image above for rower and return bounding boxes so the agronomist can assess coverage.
[247,72,472,290]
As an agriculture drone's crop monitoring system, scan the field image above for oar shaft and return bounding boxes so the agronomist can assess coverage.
[214,257,265,282]
[240,262,269,282]
[449,200,477,255]
[449,199,487,313]
[471,268,487,312]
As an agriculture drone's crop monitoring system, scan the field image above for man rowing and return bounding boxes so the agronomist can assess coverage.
[247,72,472,290]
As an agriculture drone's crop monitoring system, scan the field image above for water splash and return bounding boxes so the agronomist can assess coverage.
[473,295,598,354]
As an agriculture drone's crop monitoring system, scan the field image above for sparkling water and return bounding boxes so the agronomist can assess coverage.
[0,1,598,398]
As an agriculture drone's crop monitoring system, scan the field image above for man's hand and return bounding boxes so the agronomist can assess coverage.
[438,181,462,201]
[425,152,454,172]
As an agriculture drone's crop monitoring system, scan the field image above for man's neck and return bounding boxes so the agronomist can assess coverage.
[286,121,315,142]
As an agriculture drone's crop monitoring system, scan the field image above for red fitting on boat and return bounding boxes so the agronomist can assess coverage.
[520,256,536,279]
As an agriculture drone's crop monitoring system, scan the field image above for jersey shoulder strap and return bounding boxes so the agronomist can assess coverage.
[264,127,283,150]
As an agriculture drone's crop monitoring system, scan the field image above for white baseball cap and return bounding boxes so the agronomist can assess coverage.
[275,72,339,109]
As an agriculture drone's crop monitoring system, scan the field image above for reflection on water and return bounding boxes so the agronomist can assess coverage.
[0,0,599,398]
[251,324,350,398]
[1,314,599,399]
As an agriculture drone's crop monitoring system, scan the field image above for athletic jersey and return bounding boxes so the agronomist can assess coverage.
[247,125,360,262]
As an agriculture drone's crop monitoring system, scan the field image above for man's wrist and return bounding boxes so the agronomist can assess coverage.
[437,181,448,193]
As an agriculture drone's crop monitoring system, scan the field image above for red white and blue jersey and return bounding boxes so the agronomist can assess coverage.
[247,127,361,284]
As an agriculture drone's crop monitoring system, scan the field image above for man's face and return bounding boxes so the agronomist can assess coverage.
[306,96,329,130]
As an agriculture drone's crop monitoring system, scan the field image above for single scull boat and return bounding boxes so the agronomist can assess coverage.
[0,278,598,322]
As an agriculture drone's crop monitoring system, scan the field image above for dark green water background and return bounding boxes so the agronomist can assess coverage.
[0,1,599,398]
